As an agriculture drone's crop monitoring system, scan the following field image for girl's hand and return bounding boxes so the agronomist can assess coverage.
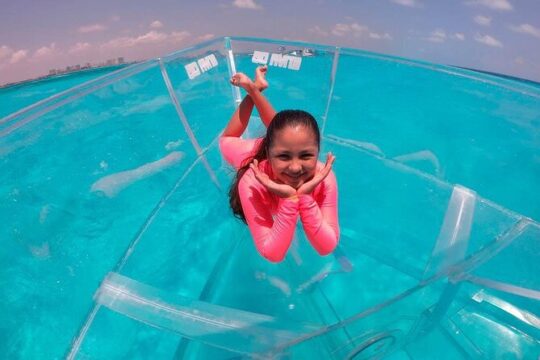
[250,159,296,198]
[297,153,336,195]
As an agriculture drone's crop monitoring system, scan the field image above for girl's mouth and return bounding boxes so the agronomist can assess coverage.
[285,173,303,180]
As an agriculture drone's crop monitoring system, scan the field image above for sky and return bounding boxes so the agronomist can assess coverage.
[1,0,540,86]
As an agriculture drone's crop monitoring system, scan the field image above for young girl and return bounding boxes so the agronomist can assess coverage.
[219,66,339,263]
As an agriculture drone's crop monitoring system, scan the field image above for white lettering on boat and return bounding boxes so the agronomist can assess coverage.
[252,51,269,64]
[185,54,218,79]
[251,51,302,71]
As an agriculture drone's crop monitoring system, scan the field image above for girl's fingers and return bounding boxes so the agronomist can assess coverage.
[317,155,335,181]
[323,154,334,171]
[250,162,260,177]
[251,160,259,173]
[326,152,335,165]
[319,168,331,181]
[250,159,270,187]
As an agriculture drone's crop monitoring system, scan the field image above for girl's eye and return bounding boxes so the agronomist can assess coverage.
[301,154,314,160]
[278,154,290,160]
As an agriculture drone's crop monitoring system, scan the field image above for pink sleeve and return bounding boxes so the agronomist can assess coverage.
[298,170,339,255]
[238,170,299,263]
[219,136,262,169]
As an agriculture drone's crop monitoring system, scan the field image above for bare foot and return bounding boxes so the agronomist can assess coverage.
[254,65,268,91]
[230,72,254,91]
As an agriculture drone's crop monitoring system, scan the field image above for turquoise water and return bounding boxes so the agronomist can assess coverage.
[0,37,539,359]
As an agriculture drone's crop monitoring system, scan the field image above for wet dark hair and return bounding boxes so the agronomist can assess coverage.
[229,110,320,223]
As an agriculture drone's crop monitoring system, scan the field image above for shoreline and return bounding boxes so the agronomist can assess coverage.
[0,63,137,90]
[2,59,538,91]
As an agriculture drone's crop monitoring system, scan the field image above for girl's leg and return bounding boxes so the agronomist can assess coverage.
[222,66,275,137]
[249,66,275,128]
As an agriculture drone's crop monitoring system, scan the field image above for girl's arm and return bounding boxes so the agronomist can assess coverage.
[298,170,339,255]
[239,171,299,263]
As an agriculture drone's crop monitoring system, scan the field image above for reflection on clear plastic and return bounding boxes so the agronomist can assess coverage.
[472,290,540,329]
[90,151,184,197]
[96,272,321,355]
[423,185,476,278]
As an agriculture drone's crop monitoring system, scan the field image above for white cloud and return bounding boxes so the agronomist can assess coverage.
[101,30,191,49]
[0,45,13,61]
[68,42,92,54]
[150,20,163,29]
[169,31,190,43]
[465,0,512,11]
[510,23,540,38]
[78,23,107,33]
[321,22,390,40]
[197,34,215,41]
[10,50,28,64]
[136,30,166,44]
[474,33,503,47]
[131,30,167,45]
[232,0,262,10]
[369,32,392,40]
[33,43,57,58]
[428,30,466,43]
[474,15,492,26]
[514,57,525,65]
[427,29,447,43]
[331,23,368,37]
[125,30,167,47]
[391,0,422,8]
[332,24,349,37]
[309,26,329,37]
[349,23,368,33]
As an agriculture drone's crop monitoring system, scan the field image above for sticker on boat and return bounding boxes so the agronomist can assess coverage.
[185,54,218,79]
[251,51,302,70]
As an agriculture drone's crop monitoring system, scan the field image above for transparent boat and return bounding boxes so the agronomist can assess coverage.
[1,37,539,359]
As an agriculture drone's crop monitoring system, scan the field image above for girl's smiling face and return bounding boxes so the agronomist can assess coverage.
[268,125,319,189]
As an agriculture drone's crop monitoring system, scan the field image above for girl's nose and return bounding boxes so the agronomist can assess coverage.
[289,160,302,173]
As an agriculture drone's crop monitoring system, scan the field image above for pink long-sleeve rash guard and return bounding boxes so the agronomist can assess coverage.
[220,136,339,262]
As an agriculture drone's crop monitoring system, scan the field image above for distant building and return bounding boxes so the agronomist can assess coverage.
[40,56,128,81]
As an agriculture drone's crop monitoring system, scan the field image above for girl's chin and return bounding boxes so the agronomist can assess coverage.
[286,180,303,189]
[277,178,300,188]
[280,175,314,189]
